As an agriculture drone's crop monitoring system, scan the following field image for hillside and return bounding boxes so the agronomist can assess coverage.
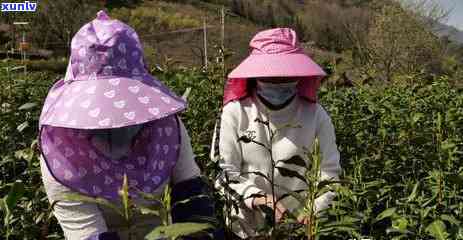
[433,22,463,44]
[1,0,461,82]
[108,1,264,67]
[0,1,264,67]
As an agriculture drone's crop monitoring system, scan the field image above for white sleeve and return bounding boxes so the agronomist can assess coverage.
[171,117,201,184]
[40,157,108,240]
[314,105,342,213]
[216,104,263,209]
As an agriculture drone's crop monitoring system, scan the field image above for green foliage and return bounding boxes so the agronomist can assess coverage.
[0,64,60,239]
[1,181,25,240]
[63,175,213,240]
[425,220,449,240]
[1,56,463,239]
[318,75,463,239]
[145,223,213,240]
[110,2,201,34]
[364,4,444,81]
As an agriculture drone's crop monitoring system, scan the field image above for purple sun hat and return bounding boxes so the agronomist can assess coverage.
[39,11,186,129]
[38,11,185,200]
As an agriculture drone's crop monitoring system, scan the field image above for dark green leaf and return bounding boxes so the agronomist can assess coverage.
[5,181,25,211]
[18,102,37,110]
[440,214,460,226]
[145,222,213,240]
[447,174,463,186]
[277,189,305,203]
[237,136,252,143]
[279,155,306,167]
[276,167,306,183]
[61,193,124,217]
[240,171,269,182]
[376,207,396,221]
[317,180,349,191]
[407,182,419,202]
[245,193,266,200]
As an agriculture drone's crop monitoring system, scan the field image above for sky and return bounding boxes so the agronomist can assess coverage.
[439,0,463,30]
[400,0,463,30]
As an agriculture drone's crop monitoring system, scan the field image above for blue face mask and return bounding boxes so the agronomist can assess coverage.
[256,80,298,106]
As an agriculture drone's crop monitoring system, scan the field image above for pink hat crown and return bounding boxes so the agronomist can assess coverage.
[250,28,303,55]
[224,28,326,105]
[67,11,147,82]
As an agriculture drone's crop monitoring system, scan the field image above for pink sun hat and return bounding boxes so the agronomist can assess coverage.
[39,11,186,129]
[224,28,326,105]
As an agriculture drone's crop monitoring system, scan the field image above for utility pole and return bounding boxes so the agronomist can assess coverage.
[221,7,226,79]
[203,15,208,70]
[13,22,29,74]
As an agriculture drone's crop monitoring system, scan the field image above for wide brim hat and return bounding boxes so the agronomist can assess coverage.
[39,11,186,129]
[224,28,326,105]
[38,11,185,200]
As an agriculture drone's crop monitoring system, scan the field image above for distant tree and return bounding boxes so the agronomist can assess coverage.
[365,4,443,81]
[0,0,103,55]
[29,1,104,54]
[298,1,370,52]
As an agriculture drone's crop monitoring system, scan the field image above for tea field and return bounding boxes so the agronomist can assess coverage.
[0,61,462,239]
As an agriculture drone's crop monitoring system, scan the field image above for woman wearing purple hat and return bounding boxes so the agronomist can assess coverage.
[38,11,222,240]
[211,28,342,238]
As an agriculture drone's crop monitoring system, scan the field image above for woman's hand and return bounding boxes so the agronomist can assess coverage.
[297,215,310,225]
[252,194,287,223]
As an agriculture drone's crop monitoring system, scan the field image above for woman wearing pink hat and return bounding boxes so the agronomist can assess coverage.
[211,28,342,238]
[38,11,222,240]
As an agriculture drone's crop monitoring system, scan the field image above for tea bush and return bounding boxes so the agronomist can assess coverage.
[0,61,462,239]
[0,65,61,239]
[319,77,463,239]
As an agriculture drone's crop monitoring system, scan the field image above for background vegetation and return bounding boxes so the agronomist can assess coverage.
[0,0,462,239]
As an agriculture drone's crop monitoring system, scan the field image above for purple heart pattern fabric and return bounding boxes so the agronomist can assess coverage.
[40,115,180,200]
[38,11,186,200]
[39,10,186,129]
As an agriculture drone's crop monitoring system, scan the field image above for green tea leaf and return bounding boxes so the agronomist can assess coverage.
[61,193,124,217]
[407,182,419,202]
[317,180,349,191]
[425,220,448,240]
[392,217,408,232]
[274,184,306,204]
[279,155,306,167]
[5,181,25,211]
[145,222,213,240]
[17,121,29,132]
[18,102,37,110]
[276,167,307,183]
[240,171,270,181]
[376,207,396,221]
[120,174,131,221]
[171,194,210,209]
[440,214,460,226]
[237,136,252,143]
[246,193,266,200]
[137,204,161,217]
[411,113,424,124]
[447,174,463,186]
[277,189,305,203]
